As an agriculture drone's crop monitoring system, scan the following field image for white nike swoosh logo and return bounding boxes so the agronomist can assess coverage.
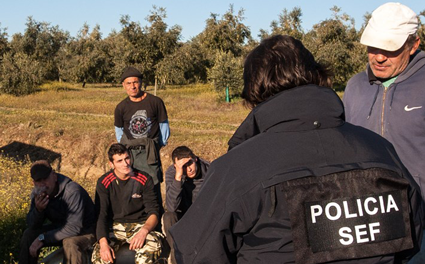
[404,105,423,111]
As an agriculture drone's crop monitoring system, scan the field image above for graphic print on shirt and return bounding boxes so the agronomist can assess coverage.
[129,110,151,138]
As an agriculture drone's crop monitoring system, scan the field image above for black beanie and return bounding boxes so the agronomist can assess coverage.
[30,160,53,180]
[120,67,143,82]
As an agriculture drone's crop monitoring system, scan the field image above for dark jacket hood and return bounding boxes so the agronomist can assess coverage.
[55,173,71,198]
[228,85,345,150]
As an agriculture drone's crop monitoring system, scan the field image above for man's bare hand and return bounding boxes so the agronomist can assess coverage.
[174,157,192,181]
[129,227,149,250]
[34,192,49,212]
[99,238,115,263]
[29,238,43,258]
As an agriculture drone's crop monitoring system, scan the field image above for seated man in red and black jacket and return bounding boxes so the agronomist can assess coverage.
[91,143,165,264]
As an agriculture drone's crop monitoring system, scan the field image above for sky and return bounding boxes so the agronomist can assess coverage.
[0,0,423,41]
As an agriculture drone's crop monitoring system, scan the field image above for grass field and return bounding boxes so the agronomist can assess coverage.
[0,82,345,262]
[0,82,250,262]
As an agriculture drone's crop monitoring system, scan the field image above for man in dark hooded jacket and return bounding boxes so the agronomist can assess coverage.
[343,4,425,263]
[19,160,96,264]
[169,35,424,264]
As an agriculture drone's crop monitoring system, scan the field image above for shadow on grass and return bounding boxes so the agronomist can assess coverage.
[0,141,62,171]
[35,87,82,92]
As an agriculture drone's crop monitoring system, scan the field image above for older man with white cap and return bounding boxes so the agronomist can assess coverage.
[343,2,424,262]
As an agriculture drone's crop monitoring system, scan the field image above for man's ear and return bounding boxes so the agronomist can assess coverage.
[52,171,58,182]
[409,36,421,55]
[109,161,115,169]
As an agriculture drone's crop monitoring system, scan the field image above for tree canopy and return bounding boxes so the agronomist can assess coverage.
[0,5,424,97]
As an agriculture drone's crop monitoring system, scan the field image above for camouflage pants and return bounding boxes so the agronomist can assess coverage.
[91,222,164,264]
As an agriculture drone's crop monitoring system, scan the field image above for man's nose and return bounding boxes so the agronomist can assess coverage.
[35,182,45,187]
[375,53,388,63]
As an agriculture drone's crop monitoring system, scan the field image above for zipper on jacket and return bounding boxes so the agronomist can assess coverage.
[381,86,388,136]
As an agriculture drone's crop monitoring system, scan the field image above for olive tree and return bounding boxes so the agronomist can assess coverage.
[0,51,43,95]
[157,41,210,85]
[208,51,244,101]
[303,6,366,89]
[259,7,304,40]
[418,10,425,52]
[0,23,8,62]
[112,6,182,85]
[58,24,112,85]
[198,5,251,58]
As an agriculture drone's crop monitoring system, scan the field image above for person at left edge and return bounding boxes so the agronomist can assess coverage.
[114,66,169,215]
[19,160,96,264]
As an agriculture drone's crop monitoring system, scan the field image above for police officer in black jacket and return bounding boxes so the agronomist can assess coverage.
[169,35,424,264]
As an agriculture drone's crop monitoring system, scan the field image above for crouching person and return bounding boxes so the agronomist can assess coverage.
[163,146,210,263]
[19,160,96,264]
[91,143,165,264]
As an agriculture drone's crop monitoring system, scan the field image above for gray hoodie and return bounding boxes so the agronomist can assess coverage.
[344,50,425,201]
[27,174,95,244]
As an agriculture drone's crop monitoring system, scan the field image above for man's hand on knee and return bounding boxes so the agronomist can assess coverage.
[29,238,43,258]
[129,227,149,250]
[99,238,115,263]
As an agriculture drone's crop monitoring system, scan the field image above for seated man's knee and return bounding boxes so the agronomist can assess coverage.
[162,211,178,226]
[63,236,82,252]
[63,234,94,248]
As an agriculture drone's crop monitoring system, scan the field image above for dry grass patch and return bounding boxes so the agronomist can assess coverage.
[0,82,251,263]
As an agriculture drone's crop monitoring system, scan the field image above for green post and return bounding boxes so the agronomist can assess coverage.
[226,86,230,103]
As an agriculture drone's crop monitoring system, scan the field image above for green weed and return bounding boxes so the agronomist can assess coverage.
[0,156,32,263]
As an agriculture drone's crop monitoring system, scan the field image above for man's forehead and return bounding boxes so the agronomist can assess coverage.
[33,170,54,182]
[113,152,130,161]
[176,156,194,160]
[123,76,140,82]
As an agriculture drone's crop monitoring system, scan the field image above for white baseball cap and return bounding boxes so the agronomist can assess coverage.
[360,2,418,51]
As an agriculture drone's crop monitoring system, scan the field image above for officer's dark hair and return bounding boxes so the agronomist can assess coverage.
[108,143,129,162]
[242,35,333,108]
[171,146,196,164]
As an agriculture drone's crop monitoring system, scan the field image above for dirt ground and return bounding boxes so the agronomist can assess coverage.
[0,122,178,204]
[1,122,177,174]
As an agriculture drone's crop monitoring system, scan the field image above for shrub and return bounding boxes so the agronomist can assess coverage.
[0,156,32,263]
[0,52,44,96]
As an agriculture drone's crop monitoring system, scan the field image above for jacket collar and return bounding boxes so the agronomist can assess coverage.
[254,85,344,132]
[228,85,345,150]
[55,174,71,198]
